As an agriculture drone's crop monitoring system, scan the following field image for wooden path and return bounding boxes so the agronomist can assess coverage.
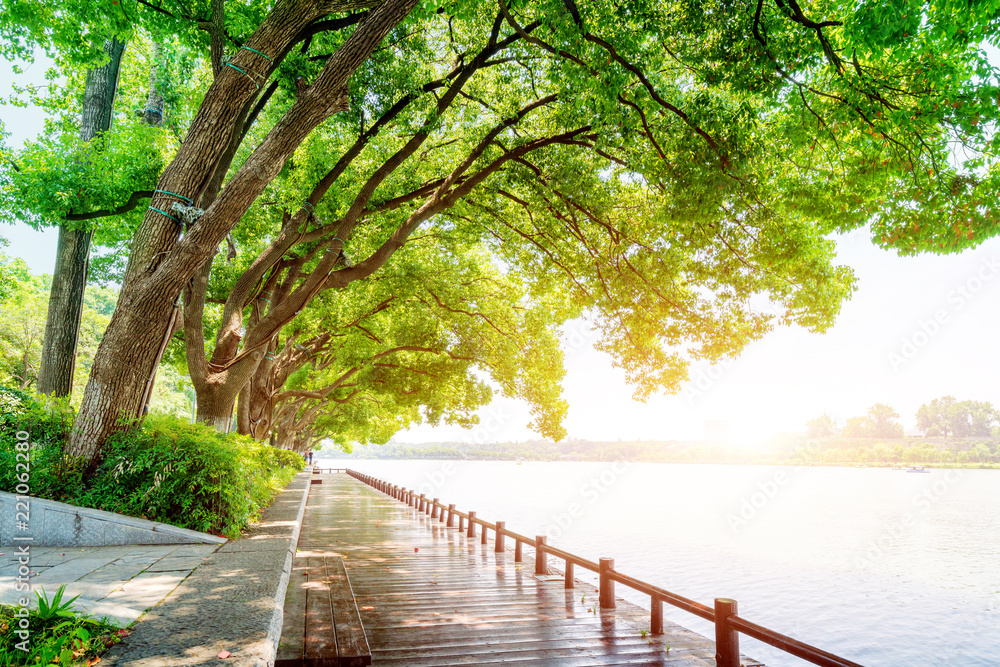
[295,472,749,666]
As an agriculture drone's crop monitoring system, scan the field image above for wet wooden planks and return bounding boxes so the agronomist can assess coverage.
[277,555,372,666]
[294,473,729,667]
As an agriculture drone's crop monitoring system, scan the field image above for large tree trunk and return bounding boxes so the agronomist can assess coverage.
[66,0,416,467]
[37,37,125,397]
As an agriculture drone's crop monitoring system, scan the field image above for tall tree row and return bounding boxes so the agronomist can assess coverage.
[2,0,999,469]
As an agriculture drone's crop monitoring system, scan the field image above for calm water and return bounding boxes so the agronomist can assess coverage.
[318,460,1000,666]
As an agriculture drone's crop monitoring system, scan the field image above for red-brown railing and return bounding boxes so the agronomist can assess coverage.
[340,469,864,667]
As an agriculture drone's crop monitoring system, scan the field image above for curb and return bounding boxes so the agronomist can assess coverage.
[266,466,313,661]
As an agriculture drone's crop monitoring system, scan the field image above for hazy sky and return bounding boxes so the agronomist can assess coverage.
[4,53,999,446]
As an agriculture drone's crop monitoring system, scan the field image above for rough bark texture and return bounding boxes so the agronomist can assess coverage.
[68,0,417,464]
[37,37,125,397]
[143,42,165,126]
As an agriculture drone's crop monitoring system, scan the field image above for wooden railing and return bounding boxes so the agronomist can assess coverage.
[345,469,865,667]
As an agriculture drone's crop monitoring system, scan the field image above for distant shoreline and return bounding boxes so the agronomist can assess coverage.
[316,456,999,469]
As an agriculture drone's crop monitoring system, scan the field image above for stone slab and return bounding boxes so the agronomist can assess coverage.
[0,492,226,547]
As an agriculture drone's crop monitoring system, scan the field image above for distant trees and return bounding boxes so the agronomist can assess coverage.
[806,400,1000,440]
[832,404,905,439]
[867,404,905,438]
[916,397,1000,437]
[805,414,835,439]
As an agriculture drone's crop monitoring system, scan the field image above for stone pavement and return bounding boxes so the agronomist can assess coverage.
[0,543,219,626]
[99,471,312,666]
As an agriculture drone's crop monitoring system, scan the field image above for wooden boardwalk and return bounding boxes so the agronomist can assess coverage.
[294,472,748,666]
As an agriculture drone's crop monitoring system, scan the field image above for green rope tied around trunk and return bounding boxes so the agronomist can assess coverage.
[225,62,261,89]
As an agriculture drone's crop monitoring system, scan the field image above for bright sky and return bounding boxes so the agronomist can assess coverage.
[4,53,1000,447]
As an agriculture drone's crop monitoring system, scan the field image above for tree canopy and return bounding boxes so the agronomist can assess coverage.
[917,396,1000,437]
[1,0,999,464]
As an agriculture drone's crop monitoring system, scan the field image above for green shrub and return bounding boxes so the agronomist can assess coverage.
[0,387,305,538]
[79,416,304,537]
[0,387,82,502]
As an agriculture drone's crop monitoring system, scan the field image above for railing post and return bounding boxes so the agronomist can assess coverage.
[432,498,439,519]
[651,597,663,635]
[714,598,740,667]
[458,513,465,531]
[535,535,547,575]
[514,540,523,562]
[447,504,456,527]
[467,511,477,538]
[495,521,505,552]
[419,494,426,512]
[564,562,574,589]
[481,523,489,545]
[599,557,615,608]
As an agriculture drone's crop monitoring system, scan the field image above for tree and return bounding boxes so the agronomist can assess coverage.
[5,0,1000,470]
[0,255,47,389]
[231,235,569,447]
[841,416,869,438]
[969,442,993,464]
[867,403,904,438]
[916,395,958,436]
[840,404,903,438]
[36,37,126,398]
[917,397,1000,437]
[806,414,835,439]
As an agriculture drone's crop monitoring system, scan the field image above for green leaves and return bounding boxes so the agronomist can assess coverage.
[34,585,80,622]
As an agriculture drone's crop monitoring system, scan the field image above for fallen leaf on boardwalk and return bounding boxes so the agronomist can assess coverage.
[217,650,231,659]
[431,613,441,616]
[430,581,438,585]
[414,547,419,552]
[361,606,375,610]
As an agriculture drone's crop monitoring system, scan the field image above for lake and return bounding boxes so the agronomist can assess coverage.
[315,459,1000,666]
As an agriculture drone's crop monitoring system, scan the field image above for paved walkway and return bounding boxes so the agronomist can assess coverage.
[0,544,218,626]
[298,473,740,666]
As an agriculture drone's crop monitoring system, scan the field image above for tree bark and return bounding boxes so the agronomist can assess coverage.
[38,37,125,397]
[143,42,165,126]
[67,0,416,466]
